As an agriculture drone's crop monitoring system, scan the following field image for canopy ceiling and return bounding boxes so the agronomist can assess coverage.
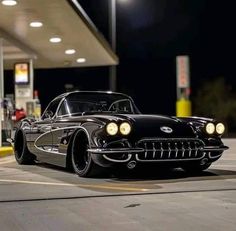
[0,0,118,69]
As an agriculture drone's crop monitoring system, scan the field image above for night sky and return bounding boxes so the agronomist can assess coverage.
[4,0,236,115]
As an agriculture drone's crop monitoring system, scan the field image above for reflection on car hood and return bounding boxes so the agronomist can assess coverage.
[61,113,195,138]
[116,114,195,138]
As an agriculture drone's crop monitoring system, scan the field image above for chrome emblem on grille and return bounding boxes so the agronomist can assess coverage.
[160,126,173,133]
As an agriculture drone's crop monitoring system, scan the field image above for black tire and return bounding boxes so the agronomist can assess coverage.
[71,130,103,177]
[14,129,35,164]
[182,162,211,174]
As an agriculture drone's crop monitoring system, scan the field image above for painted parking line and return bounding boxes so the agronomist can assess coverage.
[212,164,236,167]
[0,159,16,165]
[0,179,149,192]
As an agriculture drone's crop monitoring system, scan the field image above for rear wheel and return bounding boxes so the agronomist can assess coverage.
[14,129,35,164]
[71,130,103,177]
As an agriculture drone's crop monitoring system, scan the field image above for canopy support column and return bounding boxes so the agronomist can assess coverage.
[109,0,117,91]
[0,38,4,147]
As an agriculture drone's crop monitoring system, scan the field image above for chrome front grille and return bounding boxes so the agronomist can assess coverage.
[136,138,205,161]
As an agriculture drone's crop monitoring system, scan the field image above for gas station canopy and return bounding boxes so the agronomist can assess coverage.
[0,0,118,69]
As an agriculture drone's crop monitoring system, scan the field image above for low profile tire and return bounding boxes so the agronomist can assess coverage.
[71,130,104,177]
[14,129,35,165]
[182,162,211,174]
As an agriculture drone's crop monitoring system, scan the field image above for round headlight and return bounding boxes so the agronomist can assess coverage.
[216,123,225,134]
[206,122,215,134]
[106,122,118,136]
[120,122,131,135]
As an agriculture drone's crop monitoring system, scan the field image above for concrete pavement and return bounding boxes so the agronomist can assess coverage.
[0,139,235,230]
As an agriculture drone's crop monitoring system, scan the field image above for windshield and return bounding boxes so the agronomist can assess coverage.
[57,92,139,116]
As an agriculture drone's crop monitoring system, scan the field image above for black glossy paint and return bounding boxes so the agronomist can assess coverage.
[15,91,228,169]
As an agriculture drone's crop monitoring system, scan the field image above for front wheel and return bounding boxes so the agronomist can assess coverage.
[182,162,211,174]
[71,130,103,177]
[14,129,35,164]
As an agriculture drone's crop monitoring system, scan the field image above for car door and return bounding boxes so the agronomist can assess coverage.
[51,99,69,154]
[31,118,52,153]
[33,98,63,165]
[51,99,78,155]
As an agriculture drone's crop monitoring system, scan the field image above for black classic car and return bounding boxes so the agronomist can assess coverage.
[13,91,228,177]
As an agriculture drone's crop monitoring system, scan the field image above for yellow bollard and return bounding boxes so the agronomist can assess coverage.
[176,98,192,117]
[0,147,13,158]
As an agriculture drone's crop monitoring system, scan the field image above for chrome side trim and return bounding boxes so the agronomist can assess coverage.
[103,154,132,163]
[34,125,90,155]
[36,147,66,156]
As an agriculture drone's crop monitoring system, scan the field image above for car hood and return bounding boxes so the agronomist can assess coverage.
[62,113,196,138]
[116,114,196,138]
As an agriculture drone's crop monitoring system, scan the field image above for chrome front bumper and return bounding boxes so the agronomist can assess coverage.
[87,148,144,154]
[88,145,229,163]
[200,146,229,152]
[88,145,229,154]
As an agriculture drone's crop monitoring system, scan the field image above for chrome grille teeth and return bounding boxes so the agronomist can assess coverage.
[188,142,191,157]
[152,142,156,158]
[175,143,178,158]
[144,143,147,158]
[168,143,171,158]
[160,142,163,158]
[182,142,185,158]
[137,139,204,161]
[195,142,198,157]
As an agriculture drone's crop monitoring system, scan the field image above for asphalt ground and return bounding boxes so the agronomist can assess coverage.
[0,139,236,231]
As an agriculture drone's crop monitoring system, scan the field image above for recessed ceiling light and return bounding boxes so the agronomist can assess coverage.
[30,21,43,28]
[1,0,17,6]
[65,49,76,55]
[49,37,62,43]
[76,58,86,63]
[64,61,71,66]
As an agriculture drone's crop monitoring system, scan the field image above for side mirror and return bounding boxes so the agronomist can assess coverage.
[44,110,53,119]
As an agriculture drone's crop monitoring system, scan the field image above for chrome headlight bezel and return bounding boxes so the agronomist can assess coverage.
[216,123,225,135]
[119,122,132,135]
[106,122,118,136]
[205,122,215,135]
